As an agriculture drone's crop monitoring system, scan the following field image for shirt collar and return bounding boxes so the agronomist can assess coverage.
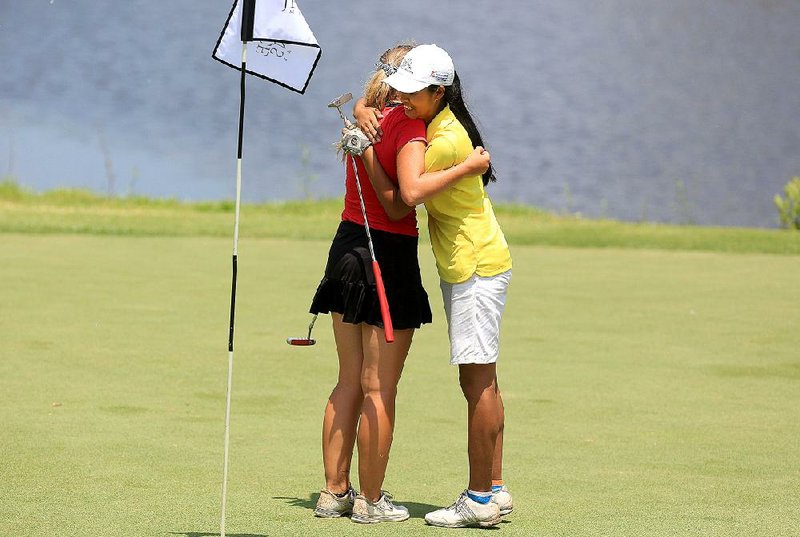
[427,104,455,136]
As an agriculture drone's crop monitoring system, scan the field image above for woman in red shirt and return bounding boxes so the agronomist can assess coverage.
[309,43,430,523]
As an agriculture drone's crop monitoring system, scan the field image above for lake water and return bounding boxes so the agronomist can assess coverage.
[1,0,799,227]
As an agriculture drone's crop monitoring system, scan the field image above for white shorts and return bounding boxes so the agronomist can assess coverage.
[440,270,512,365]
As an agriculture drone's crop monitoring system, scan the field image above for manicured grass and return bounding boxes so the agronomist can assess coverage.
[1,232,798,536]
[3,180,799,254]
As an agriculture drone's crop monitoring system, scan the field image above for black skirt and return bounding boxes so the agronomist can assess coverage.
[310,220,432,330]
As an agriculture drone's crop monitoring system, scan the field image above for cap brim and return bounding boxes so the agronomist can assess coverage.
[383,71,429,94]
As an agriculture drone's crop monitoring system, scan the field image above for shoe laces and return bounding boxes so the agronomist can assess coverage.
[377,494,399,511]
[449,492,476,519]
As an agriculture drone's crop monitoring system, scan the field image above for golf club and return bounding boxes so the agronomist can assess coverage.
[287,313,317,346]
[328,92,394,343]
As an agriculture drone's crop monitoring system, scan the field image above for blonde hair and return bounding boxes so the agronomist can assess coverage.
[363,41,416,110]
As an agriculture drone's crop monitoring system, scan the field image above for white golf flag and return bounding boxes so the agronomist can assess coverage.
[213,0,322,94]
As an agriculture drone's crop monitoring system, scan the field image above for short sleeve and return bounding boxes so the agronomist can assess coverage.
[391,113,426,154]
[424,134,458,173]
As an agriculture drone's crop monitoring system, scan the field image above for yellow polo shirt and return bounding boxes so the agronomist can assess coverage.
[424,105,512,283]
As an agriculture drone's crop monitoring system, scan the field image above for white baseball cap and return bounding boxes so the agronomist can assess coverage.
[383,44,455,93]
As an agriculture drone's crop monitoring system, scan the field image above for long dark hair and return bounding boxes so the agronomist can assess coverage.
[432,72,496,186]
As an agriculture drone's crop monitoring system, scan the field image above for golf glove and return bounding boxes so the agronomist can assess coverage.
[337,125,372,156]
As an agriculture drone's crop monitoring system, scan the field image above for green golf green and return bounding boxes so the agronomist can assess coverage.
[2,228,798,536]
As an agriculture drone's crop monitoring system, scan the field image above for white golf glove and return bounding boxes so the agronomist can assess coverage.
[337,124,372,156]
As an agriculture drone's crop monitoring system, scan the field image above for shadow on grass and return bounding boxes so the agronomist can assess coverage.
[274,492,456,520]
[273,492,316,511]
[398,501,448,520]
[169,531,267,537]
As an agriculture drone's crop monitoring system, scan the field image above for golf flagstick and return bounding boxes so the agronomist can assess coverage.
[221,37,247,537]
[212,1,322,535]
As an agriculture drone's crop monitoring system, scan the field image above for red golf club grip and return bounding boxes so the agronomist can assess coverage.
[371,260,394,343]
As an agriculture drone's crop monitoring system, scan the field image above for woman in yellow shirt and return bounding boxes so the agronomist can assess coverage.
[355,44,513,528]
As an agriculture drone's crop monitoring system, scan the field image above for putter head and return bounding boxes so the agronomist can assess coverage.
[287,337,316,346]
[287,314,318,346]
[328,92,353,126]
[328,92,353,109]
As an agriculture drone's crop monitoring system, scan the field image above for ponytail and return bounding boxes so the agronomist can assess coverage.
[363,42,416,110]
[440,73,497,186]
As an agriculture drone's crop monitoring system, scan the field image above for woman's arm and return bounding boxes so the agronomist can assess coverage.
[353,97,383,143]
[362,142,491,213]
[396,145,491,206]
[358,143,418,220]
[355,98,490,210]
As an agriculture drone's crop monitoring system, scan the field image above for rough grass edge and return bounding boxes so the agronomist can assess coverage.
[1,180,799,255]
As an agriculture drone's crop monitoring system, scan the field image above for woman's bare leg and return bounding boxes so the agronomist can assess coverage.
[356,326,414,501]
[493,389,504,483]
[321,313,364,493]
[458,363,501,492]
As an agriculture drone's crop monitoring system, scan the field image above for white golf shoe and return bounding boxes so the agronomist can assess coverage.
[491,485,514,516]
[424,491,501,528]
[351,492,410,523]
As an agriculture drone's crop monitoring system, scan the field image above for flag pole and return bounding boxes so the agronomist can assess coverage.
[220,40,245,537]
[221,2,255,536]
[213,0,321,533]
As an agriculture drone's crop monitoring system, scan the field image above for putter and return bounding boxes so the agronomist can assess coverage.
[287,314,317,346]
[328,93,394,343]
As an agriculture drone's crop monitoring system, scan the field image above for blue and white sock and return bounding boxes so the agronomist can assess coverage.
[467,489,492,504]
[491,484,503,493]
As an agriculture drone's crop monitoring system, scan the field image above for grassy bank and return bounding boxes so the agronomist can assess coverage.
[2,181,799,255]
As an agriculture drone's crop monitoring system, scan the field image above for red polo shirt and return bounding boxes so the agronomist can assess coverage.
[341,104,426,237]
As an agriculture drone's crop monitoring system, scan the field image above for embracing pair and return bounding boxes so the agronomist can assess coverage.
[309,43,513,529]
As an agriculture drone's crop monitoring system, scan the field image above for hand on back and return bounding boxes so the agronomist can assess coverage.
[354,105,384,144]
[462,146,490,177]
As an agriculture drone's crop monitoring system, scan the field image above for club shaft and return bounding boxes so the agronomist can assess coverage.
[350,156,394,343]
[307,313,318,340]
[350,156,377,260]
